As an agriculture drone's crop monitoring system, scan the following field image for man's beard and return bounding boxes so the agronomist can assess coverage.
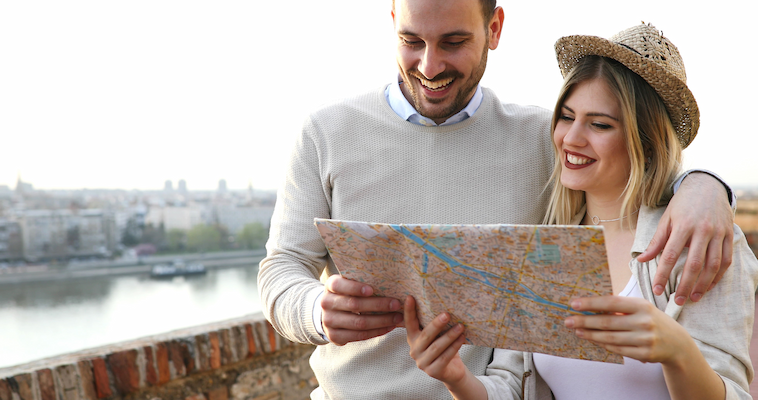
[402,45,488,122]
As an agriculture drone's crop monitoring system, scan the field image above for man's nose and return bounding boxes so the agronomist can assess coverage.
[417,46,445,81]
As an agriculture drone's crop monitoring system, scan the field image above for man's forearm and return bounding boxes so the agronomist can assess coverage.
[673,169,735,210]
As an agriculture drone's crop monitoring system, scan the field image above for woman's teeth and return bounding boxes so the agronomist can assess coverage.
[567,154,594,165]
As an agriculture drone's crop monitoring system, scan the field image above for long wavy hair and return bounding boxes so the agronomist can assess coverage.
[543,56,683,227]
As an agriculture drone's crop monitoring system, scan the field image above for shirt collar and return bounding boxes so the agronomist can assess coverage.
[385,75,483,127]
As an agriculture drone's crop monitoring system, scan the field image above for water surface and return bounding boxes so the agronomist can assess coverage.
[0,265,260,369]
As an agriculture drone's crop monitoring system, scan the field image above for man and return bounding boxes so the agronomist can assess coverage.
[258,0,735,398]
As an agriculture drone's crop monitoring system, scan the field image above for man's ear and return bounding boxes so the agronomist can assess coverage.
[488,7,505,50]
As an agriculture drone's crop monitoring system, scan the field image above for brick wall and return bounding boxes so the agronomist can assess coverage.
[0,313,317,400]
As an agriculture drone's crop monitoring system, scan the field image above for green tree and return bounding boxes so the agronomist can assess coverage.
[121,217,142,247]
[237,222,268,250]
[141,223,167,251]
[186,224,222,252]
[215,224,234,250]
[166,229,187,252]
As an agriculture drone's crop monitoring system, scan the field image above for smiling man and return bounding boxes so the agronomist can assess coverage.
[394,0,493,123]
[257,0,735,398]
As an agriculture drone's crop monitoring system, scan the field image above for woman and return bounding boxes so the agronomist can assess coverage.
[404,23,758,399]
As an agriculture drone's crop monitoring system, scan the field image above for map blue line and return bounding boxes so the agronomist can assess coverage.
[389,224,593,315]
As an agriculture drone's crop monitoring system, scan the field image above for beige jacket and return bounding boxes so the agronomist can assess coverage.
[480,206,758,400]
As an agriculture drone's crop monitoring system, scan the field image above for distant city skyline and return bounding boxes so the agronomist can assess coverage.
[2,1,756,191]
[2,175,270,193]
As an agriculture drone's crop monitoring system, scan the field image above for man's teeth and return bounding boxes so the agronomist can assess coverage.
[567,154,594,165]
[418,77,453,91]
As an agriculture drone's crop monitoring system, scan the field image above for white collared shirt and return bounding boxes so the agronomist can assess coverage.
[385,75,483,126]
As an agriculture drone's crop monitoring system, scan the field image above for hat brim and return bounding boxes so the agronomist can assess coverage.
[555,35,699,149]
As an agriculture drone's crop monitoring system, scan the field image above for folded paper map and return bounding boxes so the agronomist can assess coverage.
[315,218,622,364]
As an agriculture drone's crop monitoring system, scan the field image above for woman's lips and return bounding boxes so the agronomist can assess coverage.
[564,150,596,170]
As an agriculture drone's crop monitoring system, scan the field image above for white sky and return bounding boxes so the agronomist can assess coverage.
[1,1,756,191]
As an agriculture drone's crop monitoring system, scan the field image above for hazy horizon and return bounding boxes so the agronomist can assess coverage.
[3,1,756,191]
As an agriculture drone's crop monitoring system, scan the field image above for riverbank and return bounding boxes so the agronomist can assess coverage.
[0,249,266,285]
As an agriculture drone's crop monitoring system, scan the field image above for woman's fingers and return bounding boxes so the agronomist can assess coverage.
[569,295,650,314]
[404,295,421,337]
[566,295,689,364]
[414,323,465,368]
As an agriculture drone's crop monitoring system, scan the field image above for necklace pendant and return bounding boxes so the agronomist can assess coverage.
[591,215,601,225]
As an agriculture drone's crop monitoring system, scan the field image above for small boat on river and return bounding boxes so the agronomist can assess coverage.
[150,259,206,278]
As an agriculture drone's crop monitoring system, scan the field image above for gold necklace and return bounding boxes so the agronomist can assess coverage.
[591,209,639,225]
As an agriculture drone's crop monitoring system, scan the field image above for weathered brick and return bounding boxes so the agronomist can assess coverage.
[232,326,248,362]
[195,334,211,371]
[55,364,79,400]
[206,386,228,400]
[37,368,55,400]
[155,342,170,384]
[208,332,221,369]
[0,379,12,400]
[12,373,34,400]
[219,329,233,365]
[90,358,112,399]
[179,339,196,374]
[252,321,269,354]
[107,350,140,394]
[143,346,158,386]
[266,322,278,352]
[244,323,257,357]
[168,341,186,377]
[77,360,98,400]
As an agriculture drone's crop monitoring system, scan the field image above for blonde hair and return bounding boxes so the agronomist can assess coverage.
[543,56,683,227]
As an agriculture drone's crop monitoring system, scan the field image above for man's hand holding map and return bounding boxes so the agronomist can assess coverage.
[314,218,623,363]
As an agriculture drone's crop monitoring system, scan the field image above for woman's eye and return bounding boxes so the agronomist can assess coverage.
[559,115,574,122]
[402,38,421,46]
[593,123,612,130]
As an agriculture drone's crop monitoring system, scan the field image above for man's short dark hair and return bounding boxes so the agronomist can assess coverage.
[480,0,496,23]
[392,0,497,27]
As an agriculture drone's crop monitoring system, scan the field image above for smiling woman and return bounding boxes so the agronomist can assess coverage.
[553,78,631,204]
[404,23,758,400]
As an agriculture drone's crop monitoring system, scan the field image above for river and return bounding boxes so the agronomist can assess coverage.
[0,264,261,369]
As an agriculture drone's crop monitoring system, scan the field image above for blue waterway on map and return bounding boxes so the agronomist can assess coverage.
[390,224,594,315]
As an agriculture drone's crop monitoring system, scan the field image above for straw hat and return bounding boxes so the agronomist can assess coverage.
[555,23,699,148]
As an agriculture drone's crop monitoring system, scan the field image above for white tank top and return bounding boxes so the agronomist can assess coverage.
[532,277,671,399]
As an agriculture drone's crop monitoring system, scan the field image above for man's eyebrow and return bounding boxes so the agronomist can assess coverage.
[441,31,474,38]
[397,30,474,38]
[562,105,619,121]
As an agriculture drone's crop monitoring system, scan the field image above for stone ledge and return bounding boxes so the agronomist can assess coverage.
[0,313,317,400]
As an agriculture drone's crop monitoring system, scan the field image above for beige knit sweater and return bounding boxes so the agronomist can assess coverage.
[258,85,554,399]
